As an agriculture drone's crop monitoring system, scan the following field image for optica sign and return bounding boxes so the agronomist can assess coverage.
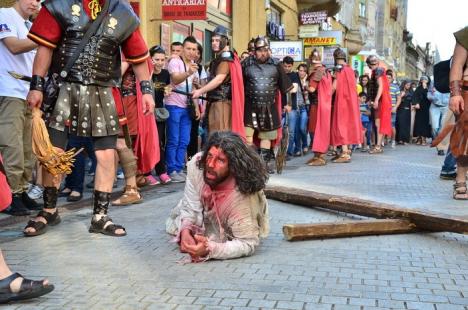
[162,0,207,20]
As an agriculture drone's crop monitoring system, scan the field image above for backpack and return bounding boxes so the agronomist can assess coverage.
[433,58,451,93]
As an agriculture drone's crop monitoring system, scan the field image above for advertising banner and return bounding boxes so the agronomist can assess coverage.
[270,41,303,62]
[299,10,328,25]
[162,0,207,20]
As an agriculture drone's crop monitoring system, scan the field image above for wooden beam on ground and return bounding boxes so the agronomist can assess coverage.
[283,219,418,241]
[265,185,468,234]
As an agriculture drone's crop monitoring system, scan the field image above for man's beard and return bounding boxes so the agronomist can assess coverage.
[203,169,229,187]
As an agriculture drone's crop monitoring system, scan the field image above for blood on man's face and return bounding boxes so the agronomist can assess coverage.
[203,146,230,187]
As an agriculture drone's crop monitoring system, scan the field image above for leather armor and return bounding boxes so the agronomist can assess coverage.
[207,51,233,101]
[243,56,281,131]
[45,0,139,87]
[368,67,385,102]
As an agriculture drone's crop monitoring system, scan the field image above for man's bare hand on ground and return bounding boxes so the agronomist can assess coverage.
[184,234,209,258]
[180,229,196,253]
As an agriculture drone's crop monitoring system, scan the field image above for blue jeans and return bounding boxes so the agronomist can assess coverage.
[165,105,191,173]
[295,106,309,151]
[362,121,372,145]
[64,136,95,193]
[430,105,448,138]
[441,147,457,175]
[286,110,298,155]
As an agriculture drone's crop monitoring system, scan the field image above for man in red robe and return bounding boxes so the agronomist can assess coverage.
[306,50,333,166]
[24,0,154,237]
[330,48,362,163]
[366,55,392,154]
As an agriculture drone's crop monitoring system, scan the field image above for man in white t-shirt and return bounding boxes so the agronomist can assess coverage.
[165,36,201,183]
[0,0,41,216]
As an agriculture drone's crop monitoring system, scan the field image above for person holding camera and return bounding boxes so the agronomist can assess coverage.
[165,36,201,183]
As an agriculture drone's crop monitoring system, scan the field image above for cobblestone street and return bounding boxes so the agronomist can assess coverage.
[0,144,467,310]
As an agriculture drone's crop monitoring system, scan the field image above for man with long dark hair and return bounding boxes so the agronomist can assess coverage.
[166,131,270,261]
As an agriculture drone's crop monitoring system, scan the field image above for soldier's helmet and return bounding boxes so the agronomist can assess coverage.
[366,55,379,66]
[213,25,229,39]
[254,36,270,50]
[333,48,347,61]
[309,48,322,64]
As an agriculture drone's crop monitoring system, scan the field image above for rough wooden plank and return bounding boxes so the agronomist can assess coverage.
[265,185,468,234]
[283,219,418,241]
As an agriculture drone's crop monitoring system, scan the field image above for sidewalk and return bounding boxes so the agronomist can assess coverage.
[271,144,467,218]
[0,144,466,309]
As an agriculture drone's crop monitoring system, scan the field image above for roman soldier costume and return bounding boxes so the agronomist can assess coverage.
[206,26,244,136]
[26,0,151,237]
[306,50,333,166]
[242,36,292,172]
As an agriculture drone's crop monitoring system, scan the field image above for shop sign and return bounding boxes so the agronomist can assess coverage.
[298,25,319,38]
[299,10,328,25]
[162,0,207,20]
[303,30,343,46]
[322,47,348,67]
[270,41,303,62]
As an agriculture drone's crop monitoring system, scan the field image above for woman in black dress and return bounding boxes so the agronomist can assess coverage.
[412,76,432,145]
[395,80,413,144]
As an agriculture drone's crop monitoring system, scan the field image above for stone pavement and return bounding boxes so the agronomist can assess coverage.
[271,144,468,218]
[0,143,467,309]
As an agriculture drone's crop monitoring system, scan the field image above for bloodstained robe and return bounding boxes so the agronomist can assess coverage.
[309,66,333,154]
[330,64,362,146]
[166,154,269,260]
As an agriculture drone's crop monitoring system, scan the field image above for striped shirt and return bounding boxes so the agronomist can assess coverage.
[389,82,400,108]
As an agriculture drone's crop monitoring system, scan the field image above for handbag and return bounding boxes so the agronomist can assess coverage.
[41,0,111,115]
[181,57,198,120]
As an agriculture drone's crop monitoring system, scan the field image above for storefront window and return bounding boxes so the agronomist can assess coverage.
[208,0,231,16]
[359,1,367,18]
[267,6,281,24]
[172,22,190,44]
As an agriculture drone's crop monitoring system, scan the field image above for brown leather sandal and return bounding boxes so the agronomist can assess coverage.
[453,182,468,200]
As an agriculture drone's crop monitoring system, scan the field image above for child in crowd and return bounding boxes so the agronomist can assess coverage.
[359,92,372,152]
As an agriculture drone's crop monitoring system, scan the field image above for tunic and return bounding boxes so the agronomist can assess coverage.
[166,154,269,260]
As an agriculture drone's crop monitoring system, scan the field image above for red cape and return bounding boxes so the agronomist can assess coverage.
[330,65,362,146]
[376,74,393,136]
[229,53,245,138]
[0,154,11,211]
[134,59,160,173]
[311,70,333,153]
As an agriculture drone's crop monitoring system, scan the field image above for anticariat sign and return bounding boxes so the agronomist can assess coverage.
[162,0,207,20]
[299,10,328,25]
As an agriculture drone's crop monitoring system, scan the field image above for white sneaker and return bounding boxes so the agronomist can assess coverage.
[169,171,185,183]
[28,184,43,200]
[391,141,396,148]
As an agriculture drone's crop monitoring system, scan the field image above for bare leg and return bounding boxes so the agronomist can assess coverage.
[0,250,49,293]
[24,149,63,235]
[93,149,125,235]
